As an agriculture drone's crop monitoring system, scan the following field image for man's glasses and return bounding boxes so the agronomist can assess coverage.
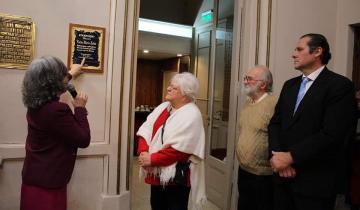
[243,75,263,82]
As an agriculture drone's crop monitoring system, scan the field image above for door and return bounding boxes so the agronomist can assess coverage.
[206,0,236,209]
[194,0,238,209]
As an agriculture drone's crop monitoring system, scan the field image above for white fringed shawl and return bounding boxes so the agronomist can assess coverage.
[136,101,207,210]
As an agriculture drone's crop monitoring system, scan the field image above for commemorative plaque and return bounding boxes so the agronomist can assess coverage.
[0,13,35,69]
[68,23,105,73]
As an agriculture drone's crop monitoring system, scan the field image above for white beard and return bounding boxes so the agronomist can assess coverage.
[242,83,261,97]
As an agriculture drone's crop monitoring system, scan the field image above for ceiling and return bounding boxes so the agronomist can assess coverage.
[137,0,203,60]
[139,0,203,26]
[137,50,184,60]
[137,31,191,60]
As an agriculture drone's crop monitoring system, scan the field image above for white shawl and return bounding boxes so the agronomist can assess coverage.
[137,101,207,210]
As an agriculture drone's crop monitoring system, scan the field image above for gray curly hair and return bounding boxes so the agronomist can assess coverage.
[22,56,68,109]
[171,72,199,102]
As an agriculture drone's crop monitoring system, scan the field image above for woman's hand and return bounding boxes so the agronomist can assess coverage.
[69,58,85,78]
[138,152,151,167]
[72,92,88,108]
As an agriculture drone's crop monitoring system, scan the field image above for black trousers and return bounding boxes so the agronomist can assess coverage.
[273,178,336,210]
[150,185,191,210]
[237,167,273,210]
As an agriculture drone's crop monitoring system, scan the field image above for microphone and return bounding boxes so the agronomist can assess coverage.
[67,84,78,98]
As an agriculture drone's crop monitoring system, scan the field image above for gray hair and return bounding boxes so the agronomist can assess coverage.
[256,65,273,92]
[171,72,199,102]
[22,56,68,109]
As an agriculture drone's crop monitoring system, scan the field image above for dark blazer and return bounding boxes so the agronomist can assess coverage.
[22,100,90,189]
[268,67,357,198]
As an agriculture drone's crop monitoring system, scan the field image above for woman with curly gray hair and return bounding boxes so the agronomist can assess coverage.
[20,56,90,210]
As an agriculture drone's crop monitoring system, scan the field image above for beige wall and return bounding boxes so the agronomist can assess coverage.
[0,0,110,145]
[237,0,360,103]
[240,0,359,95]
[269,0,338,94]
[334,0,360,77]
[267,0,360,95]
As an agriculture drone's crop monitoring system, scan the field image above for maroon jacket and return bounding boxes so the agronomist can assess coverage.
[22,99,90,189]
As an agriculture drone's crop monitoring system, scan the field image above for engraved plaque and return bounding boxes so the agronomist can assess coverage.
[0,13,35,69]
[68,23,105,73]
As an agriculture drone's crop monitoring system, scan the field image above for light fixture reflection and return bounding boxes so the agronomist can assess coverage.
[139,18,192,38]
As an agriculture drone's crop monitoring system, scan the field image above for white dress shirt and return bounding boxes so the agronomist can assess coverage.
[302,65,325,94]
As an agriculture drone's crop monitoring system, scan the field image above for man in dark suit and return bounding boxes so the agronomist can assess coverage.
[268,33,357,210]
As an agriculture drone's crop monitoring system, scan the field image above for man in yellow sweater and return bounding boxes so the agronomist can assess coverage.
[236,65,277,210]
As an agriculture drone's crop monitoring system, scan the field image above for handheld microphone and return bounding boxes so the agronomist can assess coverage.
[67,84,78,98]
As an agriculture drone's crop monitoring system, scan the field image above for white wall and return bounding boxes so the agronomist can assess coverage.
[334,0,360,77]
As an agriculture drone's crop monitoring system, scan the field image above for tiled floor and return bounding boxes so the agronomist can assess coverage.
[130,157,220,210]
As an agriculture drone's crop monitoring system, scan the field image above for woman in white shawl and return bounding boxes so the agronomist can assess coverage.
[137,72,206,210]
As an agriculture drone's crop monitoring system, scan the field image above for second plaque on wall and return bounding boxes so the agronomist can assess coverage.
[68,23,105,73]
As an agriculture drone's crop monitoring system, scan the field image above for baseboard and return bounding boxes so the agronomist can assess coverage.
[98,191,130,210]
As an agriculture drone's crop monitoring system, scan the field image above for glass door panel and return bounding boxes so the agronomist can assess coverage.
[209,0,234,161]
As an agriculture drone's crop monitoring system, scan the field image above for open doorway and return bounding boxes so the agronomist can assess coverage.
[131,32,193,210]
[130,0,210,210]
[130,0,238,209]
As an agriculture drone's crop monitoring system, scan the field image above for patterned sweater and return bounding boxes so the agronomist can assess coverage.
[236,94,277,175]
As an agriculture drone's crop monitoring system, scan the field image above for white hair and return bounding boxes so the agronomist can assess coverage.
[254,65,273,92]
[171,72,199,102]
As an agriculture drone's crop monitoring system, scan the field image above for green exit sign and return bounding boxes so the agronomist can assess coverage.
[201,10,213,22]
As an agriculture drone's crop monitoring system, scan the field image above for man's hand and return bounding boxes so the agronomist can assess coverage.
[277,166,297,178]
[270,151,294,171]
